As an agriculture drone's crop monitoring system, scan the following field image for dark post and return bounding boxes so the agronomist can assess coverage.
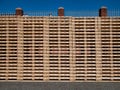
[99,6,107,17]
[16,8,23,16]
[58,7,64,16]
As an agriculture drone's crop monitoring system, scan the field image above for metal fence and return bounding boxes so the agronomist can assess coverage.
[0,10,120,16]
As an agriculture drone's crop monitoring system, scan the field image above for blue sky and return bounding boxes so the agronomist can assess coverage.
[0,0,120,16]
